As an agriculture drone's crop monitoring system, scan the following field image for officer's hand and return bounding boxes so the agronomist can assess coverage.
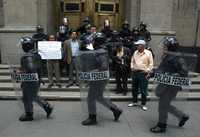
[40,80,45,85]
[145,73,151,80]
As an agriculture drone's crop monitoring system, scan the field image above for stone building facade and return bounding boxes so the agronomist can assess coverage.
[0,0,199,63]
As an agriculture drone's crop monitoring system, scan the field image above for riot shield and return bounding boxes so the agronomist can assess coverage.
[7,53,53,120]
[77,49,111,119]
[7,53,26,110]
[147,45,197,135]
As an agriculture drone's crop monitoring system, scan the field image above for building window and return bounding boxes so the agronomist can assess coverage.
[64,3,80,12]
[99,3,114,13]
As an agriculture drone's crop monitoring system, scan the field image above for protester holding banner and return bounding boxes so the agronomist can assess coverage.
[128,40,153,111]
[64,31,81,87]
[149,37,190,133]
[46,35,61,88]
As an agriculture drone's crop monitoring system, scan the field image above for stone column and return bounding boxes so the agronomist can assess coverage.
[196,0,200,47]
[0,0,4,27]
[140,0,175,66]
[124,0,140,28]
[140,0,173,31]
[37,0,55,34]
[0,0,57,63]
[0,0,37,63]
[172,0,198,47]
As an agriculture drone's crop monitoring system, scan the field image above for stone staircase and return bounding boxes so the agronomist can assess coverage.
[0,64,200,101]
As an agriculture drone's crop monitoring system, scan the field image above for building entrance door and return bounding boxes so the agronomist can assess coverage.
[61,0,123,30]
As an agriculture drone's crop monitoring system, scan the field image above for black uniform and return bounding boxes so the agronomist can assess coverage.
[19,37,53,121]
[57,25,71,43]
[101,26,113,39]
[113,46,131,95]
[119,22,132,49]
[32,26,48,48]
[80,32,122,126]
[153,53,188,127]
[150,36,190,133]
[105,31,123,72]
[138,22,151,42]
[77,17,91,35]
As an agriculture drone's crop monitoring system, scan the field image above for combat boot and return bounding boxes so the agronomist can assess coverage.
[19,112,33,122]
[150,123,167,133]
[82,114,97,126]
[110,107,122,121]
[44,103,53,118]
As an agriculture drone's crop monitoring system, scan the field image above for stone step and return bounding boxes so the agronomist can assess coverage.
[0,68,199,77]
[0,64,10,69]
[0,91,199,101]
[0,82,199,92]
[1,75,200,84]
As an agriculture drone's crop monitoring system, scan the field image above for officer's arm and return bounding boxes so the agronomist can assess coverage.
[147,31,151,41]
[176,58,188,77]
[35,54,44,84]
[97,55,109,71]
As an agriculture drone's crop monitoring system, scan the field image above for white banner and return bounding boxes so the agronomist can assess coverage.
[38,41,62,60]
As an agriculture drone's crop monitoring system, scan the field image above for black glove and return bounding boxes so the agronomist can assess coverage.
[40,80,45,85]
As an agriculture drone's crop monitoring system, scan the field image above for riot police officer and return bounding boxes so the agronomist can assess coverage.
[119,20,132,49]
[80,24,95,50]
[57,18,71,43]
[132,27,140,42]
[81,33,122,126]
[32,25,48,47]
[105,30,123,72]
[131,27,140,54]
[101,19,113,39]
[148,37,190,133]
[77,16,91,35]
[19,37,53,121]
[138,22,154,57]
[138,22,151,42]
[119,20,131,38]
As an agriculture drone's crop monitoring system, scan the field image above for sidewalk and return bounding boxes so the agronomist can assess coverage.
[0,101,199,137]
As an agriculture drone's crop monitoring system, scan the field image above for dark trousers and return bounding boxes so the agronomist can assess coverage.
[156,84,186,124]
[132,72,148,105]
[115,67,128,93]
[68,57,78,83]
[87,81,118,114]
[22,82,49,113]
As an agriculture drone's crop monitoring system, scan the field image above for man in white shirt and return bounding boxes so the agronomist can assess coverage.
[128,40,154,111]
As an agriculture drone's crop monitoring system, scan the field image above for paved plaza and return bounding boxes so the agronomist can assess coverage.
[0,101,199,137]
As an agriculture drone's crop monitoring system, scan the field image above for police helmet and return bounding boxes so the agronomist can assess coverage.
[132,26,139,32]
[163,36,179,51]
[85,24,91,30]
[36,25,44,33]
[20,37,34,52]
[63,17,69,26]
[122,20,129,29]
[112,30,119,36]
[83,16,90,23]
[59,25,67,34]
[94,32,106,48]
[139,22,147,29]
[104,19,110,27]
